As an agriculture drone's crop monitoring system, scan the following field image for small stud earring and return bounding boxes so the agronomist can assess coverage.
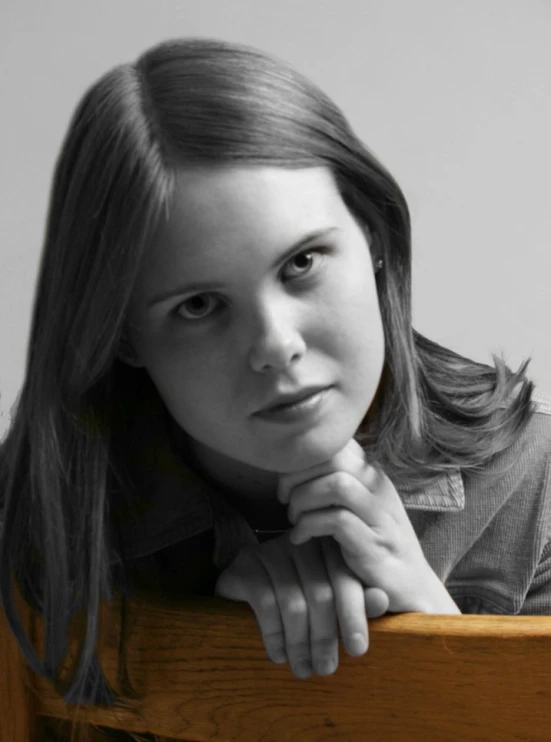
[375,258,384,272]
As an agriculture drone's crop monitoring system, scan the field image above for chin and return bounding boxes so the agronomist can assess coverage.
[254,428,353,474]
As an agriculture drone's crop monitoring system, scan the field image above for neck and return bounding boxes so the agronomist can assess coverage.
[168,420,290,529]
[188,438,279,500]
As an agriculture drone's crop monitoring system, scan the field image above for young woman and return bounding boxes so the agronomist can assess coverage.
[1,38,549,735]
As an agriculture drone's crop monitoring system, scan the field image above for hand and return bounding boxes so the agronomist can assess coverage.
[278,439,460,614]
[214,533,389,679]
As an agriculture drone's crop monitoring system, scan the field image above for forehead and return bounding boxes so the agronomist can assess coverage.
[125,165,371,320]
[156,165,344,248]
[134,165,348,286]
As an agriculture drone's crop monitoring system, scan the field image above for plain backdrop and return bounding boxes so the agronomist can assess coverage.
[1,0,550,438]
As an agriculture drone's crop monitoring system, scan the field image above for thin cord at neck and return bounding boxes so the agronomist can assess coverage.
[251,527,290,534]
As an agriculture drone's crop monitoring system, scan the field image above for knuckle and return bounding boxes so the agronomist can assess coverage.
[310,583,335,609]
[311,636,337,655]
[335,507,353,529]
[284,594,308,619]
[257,590,278,613]
[287,640,310,654]
[333,470,353,497]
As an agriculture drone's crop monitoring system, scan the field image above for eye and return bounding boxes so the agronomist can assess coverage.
[175,293,221,321]
[282,249,324,280]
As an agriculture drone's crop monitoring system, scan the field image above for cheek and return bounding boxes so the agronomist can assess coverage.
[321,262,383,356]
[336,307,384,388]
[146,341,231,422]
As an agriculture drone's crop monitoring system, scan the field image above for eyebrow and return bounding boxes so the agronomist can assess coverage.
[147,226,340,308]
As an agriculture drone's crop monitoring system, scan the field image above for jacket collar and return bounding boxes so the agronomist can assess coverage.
[160,406,466,514]
[116,401,465,562]
[398,470,465,512]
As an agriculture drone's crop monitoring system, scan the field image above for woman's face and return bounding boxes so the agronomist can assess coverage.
[125,165,385,474]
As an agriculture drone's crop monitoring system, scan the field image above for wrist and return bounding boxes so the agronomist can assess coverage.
[409,568,461,615]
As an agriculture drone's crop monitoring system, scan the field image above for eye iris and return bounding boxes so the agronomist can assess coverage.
[293,252,313,272]
[185,296,210,315]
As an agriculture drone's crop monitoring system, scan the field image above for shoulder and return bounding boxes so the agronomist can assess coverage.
[491,387,551,491]
[446,388,551,613]
[524,390,551,526]
[458,386,551,558]
[530,390,551,417]
[472,385,551,552]
[514,388,551,464]
[493,386,551,463]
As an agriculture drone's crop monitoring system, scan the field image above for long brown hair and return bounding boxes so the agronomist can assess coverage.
[0,37,534,709]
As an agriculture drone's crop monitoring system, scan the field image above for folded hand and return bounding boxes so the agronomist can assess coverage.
[214,533,389,679]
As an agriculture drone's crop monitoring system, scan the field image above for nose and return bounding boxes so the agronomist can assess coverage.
[248,300,306,373]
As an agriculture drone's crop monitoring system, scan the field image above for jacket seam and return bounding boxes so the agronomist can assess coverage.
[532,393,551,416]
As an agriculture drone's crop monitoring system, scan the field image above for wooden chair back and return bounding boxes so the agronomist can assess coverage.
[2,586,551,741]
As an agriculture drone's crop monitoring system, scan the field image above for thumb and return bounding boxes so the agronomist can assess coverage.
[364,587,390,618]
[214,568,248,602]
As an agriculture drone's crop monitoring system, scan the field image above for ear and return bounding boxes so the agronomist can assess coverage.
[117,332,144,368]
[364,230,382,273]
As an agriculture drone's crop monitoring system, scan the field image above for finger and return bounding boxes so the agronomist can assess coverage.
[320,537,369,657]
[214,569,249,602]
[278,440,366,504]
[291,537,340,677]
[255,537,312,679]
[364,587,390,618]
[290,508,381,563]
[220,548,288,665]
[287,471,377,527]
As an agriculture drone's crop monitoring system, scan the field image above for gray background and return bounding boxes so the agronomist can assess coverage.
[1,0,550,438]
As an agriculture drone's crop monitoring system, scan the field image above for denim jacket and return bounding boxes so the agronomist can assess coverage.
[115,390,551,615]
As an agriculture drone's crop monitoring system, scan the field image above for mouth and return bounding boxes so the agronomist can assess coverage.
[253,386,333,423]
[255,385,331,414]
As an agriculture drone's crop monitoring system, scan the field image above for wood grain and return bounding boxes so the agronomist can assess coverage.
[0,582,38,742]
[21,593,551,741]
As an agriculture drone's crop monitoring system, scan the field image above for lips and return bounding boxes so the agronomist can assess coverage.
[254,385,330,414]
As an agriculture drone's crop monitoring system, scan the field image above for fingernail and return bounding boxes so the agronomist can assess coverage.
[317,656,337,675]
[271,648,287,664]
[349,633,367,655]
[295,660,312,678]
